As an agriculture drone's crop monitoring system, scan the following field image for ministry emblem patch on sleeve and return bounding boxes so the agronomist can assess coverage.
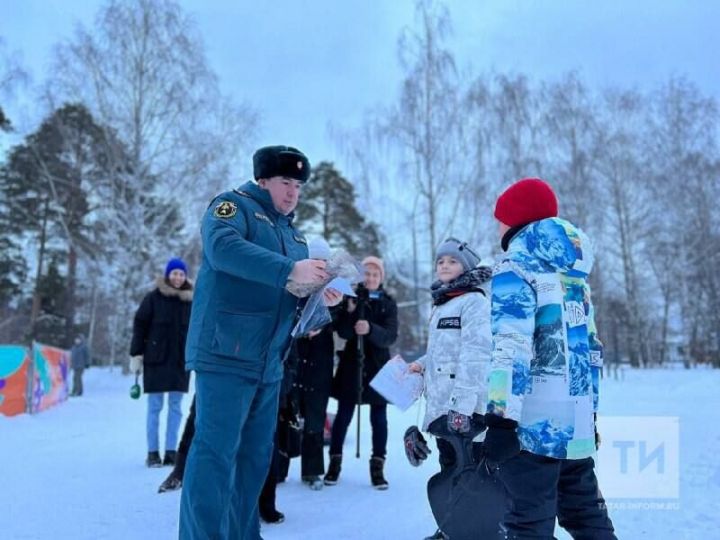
[213,201,237,218]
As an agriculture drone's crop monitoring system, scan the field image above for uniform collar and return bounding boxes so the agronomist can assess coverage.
[239,181,296,224]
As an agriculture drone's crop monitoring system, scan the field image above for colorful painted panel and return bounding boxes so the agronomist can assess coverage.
[0,345,30,417]
[30,342,70,414]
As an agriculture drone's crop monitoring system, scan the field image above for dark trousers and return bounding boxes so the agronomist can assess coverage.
[178,393,282,533]
[300,388,331,476]
[499,451,617,540]
[169,396,197,477]
[179,372,280,540]
[72,368,84,396]
[259,428,281,512]
[178,397,196,457]
[329,399,387,459]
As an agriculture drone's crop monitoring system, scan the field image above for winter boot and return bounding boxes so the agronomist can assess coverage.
[302,475,324,491]
[259,507,285,524]
[370,456,389,490]
[158,468,183,493]
[323,454,342,486]
[146,451,162,468]
[158,452,186,493]
[163,450,177,466]
[424,529,449,540]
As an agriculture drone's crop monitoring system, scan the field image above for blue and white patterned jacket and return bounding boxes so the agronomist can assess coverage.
[487,218,603,460]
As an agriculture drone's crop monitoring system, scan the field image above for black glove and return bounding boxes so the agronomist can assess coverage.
[447,410,471,433]
[403,425,431,467]
[483,414,521,464]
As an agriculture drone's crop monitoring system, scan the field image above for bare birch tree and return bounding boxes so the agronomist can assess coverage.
[45,0,257,365]
[593,89,656,367]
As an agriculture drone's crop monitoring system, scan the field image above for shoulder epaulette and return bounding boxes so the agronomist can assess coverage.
[207,189,246,210]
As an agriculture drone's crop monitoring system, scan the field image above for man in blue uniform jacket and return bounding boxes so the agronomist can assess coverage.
[179,145,342,540]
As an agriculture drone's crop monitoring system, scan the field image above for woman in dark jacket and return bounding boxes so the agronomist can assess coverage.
[295,322,335,489]
[130,258,193,468]
[325,256,398,489]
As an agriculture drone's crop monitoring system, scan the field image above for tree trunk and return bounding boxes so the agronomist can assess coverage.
[88,281,98,352]
[30,197,50,338]
[612,178,643,368]
[63,245,78,347]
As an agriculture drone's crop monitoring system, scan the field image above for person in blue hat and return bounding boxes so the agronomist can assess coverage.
[130,257,193,468]
[179,145,342,540]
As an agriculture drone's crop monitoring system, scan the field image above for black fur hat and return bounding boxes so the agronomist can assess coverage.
[253,145,311,183]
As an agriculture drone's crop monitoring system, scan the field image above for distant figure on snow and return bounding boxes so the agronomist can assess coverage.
[70,334,90,397]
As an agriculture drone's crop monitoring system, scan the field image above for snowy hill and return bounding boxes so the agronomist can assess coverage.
[2,367,718,539]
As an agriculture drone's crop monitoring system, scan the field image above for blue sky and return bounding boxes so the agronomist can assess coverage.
[2,0,719,168]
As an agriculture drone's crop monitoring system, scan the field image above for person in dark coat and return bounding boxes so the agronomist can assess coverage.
[296,323,335,490]
[325,256,399,489]
[70,334,90,396]
[130,257,193,468]
[286,236,336,490]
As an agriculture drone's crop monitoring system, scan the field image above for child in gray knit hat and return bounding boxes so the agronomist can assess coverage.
[435,237,481,273]
[432,238,493,293]
[403,236,497,539]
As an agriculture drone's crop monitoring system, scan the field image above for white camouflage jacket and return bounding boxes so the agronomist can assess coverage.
[417,291,492,431]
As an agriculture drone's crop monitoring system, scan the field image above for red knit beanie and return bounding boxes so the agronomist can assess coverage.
[494,178,559,227]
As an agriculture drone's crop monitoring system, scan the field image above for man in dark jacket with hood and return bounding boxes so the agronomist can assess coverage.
[179,146,342,540]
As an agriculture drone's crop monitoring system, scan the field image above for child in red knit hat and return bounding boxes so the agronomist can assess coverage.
[494,177,559,250]
[484,177,617,539]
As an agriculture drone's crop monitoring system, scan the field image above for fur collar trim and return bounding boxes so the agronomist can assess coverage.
[156,276,194,302]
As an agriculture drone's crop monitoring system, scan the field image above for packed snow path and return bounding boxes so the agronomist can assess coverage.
[2,367,719,539]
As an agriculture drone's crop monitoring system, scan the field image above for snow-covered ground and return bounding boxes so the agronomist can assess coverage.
[2,367,718,539]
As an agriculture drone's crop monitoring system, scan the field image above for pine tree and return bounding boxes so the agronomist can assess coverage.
[31,255,68,346]
[0,103,123,345]
[0,125,55,328]
[0,233,26,306]
[296,162,426,356]
[296,161,380,256]
[0,106,11,131]
[0,123,27,305]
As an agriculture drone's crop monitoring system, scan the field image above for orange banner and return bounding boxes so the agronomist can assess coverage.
[0,345,30,417]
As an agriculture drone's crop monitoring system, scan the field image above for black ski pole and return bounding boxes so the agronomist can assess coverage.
[355,286,367,459]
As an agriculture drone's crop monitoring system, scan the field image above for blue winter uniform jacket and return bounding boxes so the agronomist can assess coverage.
[185,181,309,384]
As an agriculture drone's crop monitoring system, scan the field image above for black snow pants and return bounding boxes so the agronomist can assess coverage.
[177,396,196,459]
[498,451,617,539]
[300,387,331,476]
